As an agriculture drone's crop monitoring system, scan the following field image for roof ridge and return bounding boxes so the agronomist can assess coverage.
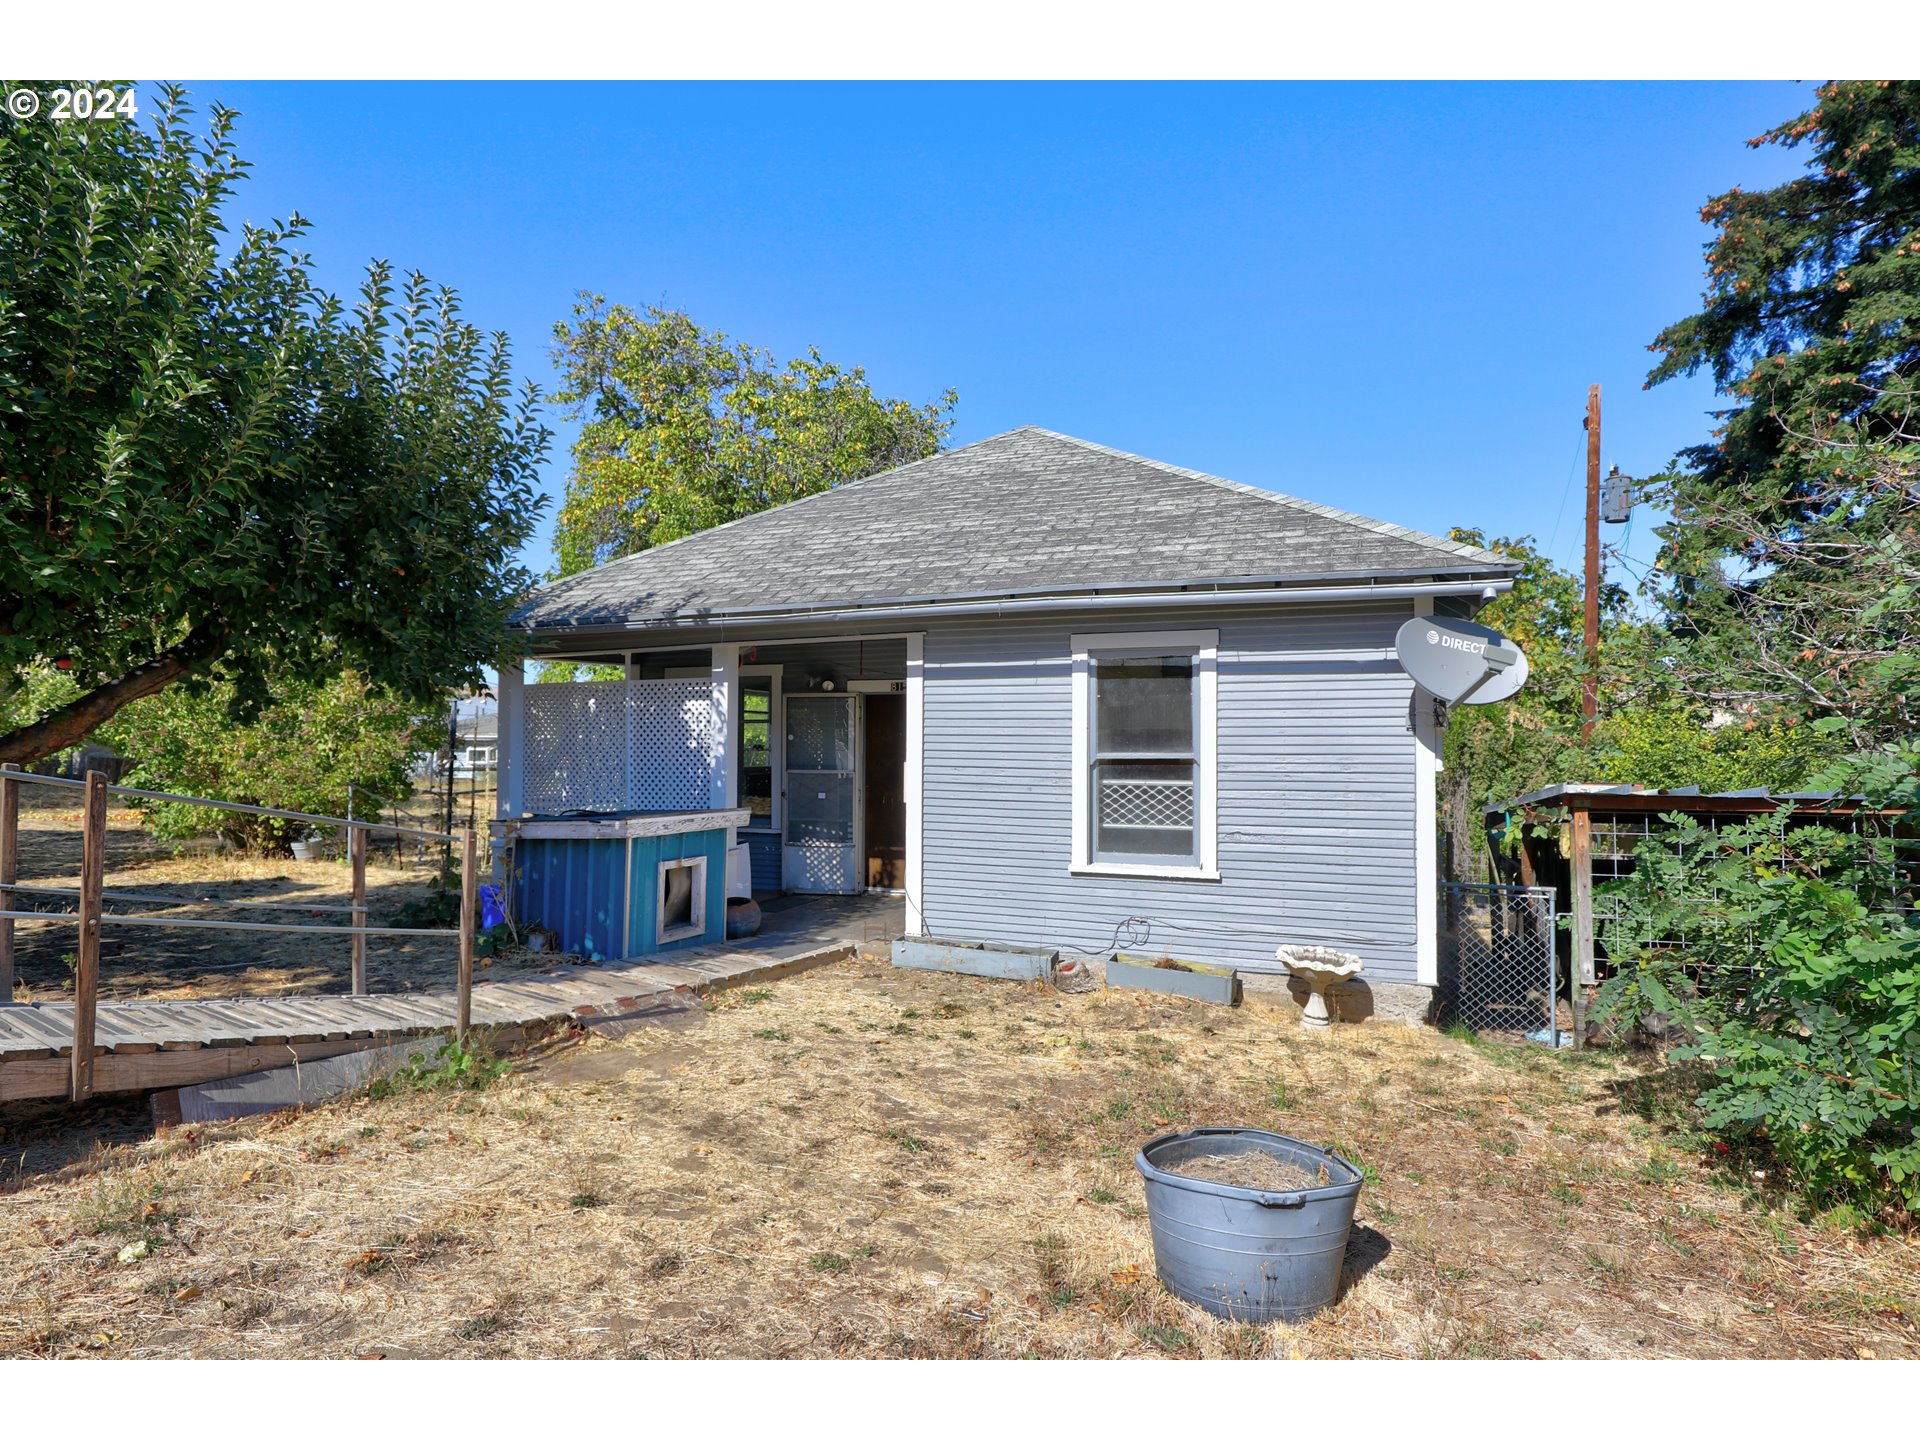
[1024,427,1505,566]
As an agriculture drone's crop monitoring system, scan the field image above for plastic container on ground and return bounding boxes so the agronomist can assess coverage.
[1135,1127,1364,1323]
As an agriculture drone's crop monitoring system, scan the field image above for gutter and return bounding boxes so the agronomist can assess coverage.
[520,576,1515,642]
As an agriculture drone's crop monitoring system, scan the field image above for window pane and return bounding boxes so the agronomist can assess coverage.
[1094,760,1195,860]
[1094,656,1193,756]
[738,679,773,826]
[788,773,856,844]
[786,694,853,771]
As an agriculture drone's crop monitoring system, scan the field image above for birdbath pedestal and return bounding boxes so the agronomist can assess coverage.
[1275,946,1364,1030]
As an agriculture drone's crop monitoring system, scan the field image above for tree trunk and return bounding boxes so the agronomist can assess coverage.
[0,631,221,766]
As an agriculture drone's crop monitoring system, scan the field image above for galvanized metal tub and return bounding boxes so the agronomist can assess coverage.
[1135,1127,1363,1323]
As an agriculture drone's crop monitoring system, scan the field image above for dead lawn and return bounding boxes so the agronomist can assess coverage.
[2,950,1916,1359]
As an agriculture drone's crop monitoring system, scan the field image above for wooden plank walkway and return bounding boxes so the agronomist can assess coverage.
[0,934,863,1102]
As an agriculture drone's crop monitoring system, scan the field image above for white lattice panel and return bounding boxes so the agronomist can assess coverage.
[523,680,629,813]
[630,680,717,811]
[1099,776,1194,831]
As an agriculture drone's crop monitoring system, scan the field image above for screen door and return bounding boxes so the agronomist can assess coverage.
[783,694,859,894]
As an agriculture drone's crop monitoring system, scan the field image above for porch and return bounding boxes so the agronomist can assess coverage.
[496,635,918,914]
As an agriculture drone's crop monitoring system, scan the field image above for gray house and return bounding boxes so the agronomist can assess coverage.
[497,428,1518,1009]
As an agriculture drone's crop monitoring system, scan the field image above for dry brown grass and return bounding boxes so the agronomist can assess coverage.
[2,949,1916,1359]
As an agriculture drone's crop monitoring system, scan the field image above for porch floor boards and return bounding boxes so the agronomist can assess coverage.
[0,895,904,1101]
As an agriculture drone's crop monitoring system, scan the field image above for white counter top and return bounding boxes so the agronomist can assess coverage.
[492,809,752,842]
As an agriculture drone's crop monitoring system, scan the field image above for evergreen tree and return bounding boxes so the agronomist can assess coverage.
[1646,81,1920,743]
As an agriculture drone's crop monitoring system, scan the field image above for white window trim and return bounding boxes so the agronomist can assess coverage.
[904,634,925,934]
[1069,628,1219,882]
[656,854,708,945]
[1411,598,1440,987]
[740,664,783,835]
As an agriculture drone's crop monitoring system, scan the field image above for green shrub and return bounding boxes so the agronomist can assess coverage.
[1593,753,1919,1218]
[102,668,425,854]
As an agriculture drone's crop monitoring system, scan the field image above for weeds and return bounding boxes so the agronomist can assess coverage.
[75,1177,168,1237]
[1135,1323,1193,1353]
[365,1037,509,1098]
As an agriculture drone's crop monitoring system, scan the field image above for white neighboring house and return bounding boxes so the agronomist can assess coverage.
[415,694,498,780]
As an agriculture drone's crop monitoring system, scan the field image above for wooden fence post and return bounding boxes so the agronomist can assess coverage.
[350,824,368,996]
[0,762,19,1003]
[456,825,476,1041]
[1570,806,1593,1051]
[0,763,18,1003]
[71,770,107,1102]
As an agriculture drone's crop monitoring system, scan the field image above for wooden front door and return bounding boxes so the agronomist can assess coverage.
[862,693,906,891]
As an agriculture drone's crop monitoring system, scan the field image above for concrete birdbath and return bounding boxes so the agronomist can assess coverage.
[1275,946,1364,1030]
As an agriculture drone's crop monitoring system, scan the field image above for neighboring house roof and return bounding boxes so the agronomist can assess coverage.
[515,426,1517,633]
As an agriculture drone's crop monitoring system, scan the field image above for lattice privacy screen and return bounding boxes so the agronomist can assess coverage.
[1098,776,1195,832]
[523,679,716,813]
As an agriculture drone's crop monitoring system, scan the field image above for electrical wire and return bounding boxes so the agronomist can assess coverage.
[1052,911,1272,959]
[1543,430,1586,563]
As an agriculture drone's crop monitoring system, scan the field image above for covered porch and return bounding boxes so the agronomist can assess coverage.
[494,634,921,922]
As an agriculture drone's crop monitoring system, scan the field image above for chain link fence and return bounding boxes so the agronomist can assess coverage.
[1439,882,1565,1044]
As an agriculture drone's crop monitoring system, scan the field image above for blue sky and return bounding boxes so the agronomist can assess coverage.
[177,80,1811,592]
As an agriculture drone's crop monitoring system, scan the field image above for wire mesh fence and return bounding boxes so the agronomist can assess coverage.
[1589,808,1914,984]
[1439,882,1564,1044]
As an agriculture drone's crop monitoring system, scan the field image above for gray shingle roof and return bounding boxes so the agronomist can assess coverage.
[516,426,1516,632]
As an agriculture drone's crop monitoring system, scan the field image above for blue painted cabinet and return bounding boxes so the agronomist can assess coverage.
[503,811,743,961]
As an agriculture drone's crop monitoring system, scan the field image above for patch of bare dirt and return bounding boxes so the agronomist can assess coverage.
[4,789,495,1002]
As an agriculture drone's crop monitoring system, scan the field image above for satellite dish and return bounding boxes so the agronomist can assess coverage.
[1460,646,1528,705]
[1393,616,1529,705]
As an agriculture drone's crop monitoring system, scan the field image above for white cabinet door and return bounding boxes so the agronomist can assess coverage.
[782,694,859,894]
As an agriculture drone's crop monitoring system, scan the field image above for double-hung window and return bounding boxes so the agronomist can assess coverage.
[1070,629,1218,879]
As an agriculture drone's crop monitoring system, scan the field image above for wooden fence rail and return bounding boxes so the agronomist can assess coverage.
[0,766,476,1100]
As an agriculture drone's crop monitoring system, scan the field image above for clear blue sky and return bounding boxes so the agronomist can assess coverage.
[177,80,1810,591]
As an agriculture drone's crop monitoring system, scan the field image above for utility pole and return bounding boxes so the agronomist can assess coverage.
[1581,384,1602,742]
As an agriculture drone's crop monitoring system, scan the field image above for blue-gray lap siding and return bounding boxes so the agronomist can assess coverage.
[918,603,1422,981]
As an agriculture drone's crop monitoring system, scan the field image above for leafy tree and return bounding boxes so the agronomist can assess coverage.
[1601,82,1920,1220]
[0,659,80,747]
[1645,80,1920,744]
[549,297,957,573]
[533,660,625,683]
[1440,533,1837,878]
[99,667,426,853]
[1595,707,1840,793]
[1438,531,1631,875]
[0,84,549,765]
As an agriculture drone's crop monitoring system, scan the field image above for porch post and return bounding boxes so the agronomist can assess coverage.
[497,659,526,822]
[904,632,925,936]
[709,644,739,810]
[1412,598,1441,988]
[495,659,525,885]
